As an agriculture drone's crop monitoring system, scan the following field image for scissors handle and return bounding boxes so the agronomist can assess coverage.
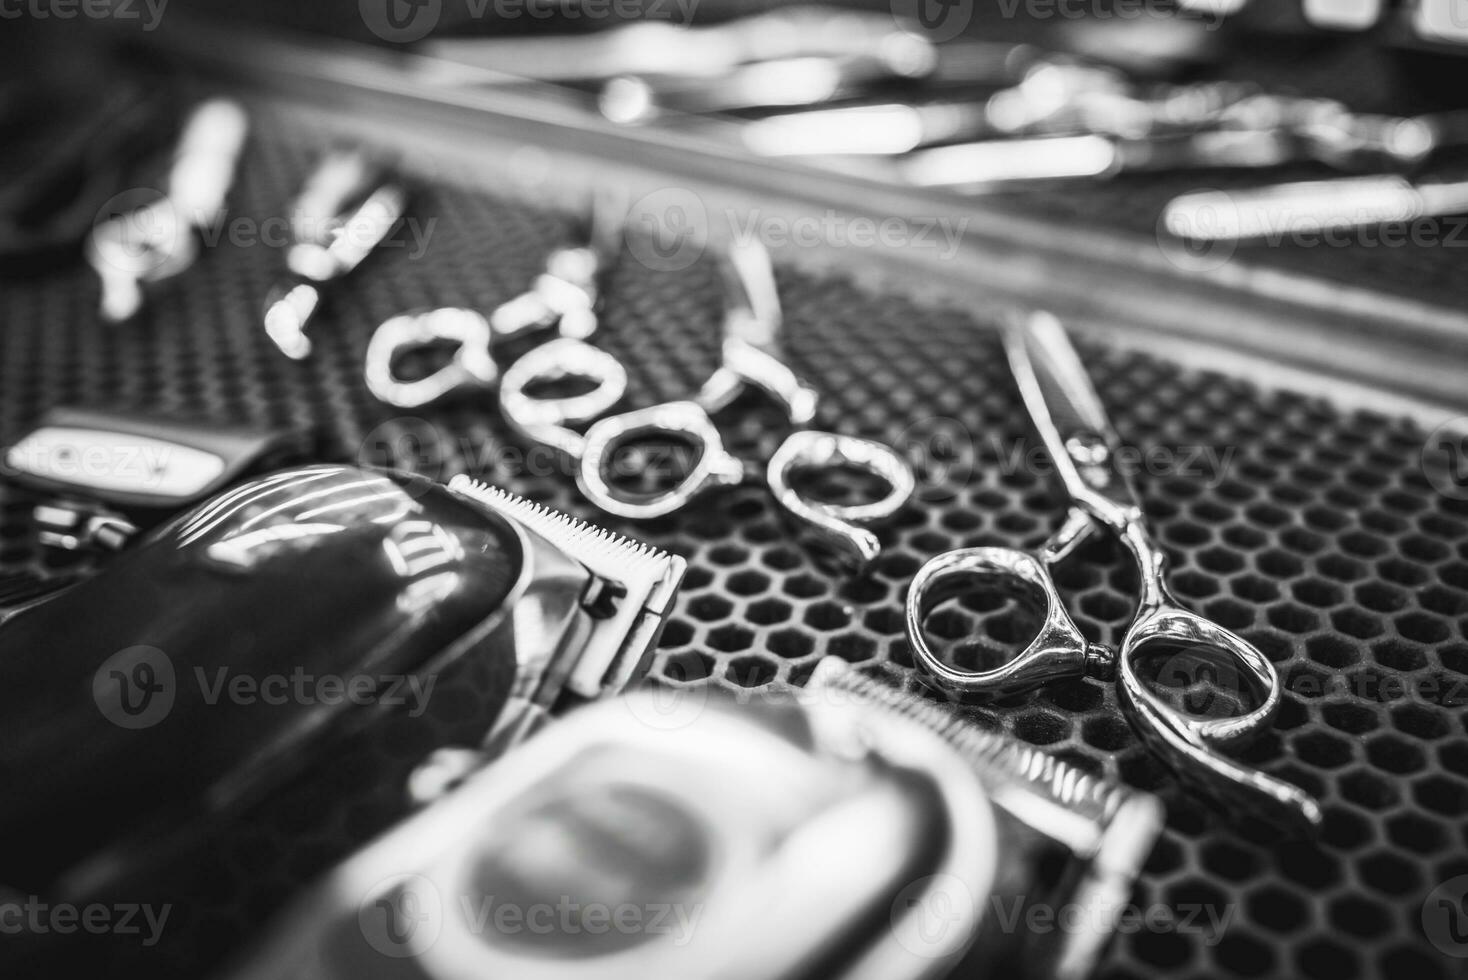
[906,543,1114,698]
[498,338,628,460]
[489,267,598,342]
[364,308,496,408]
[1113,520,1323,834]
[766,431,915,573]
[577,402,747,519]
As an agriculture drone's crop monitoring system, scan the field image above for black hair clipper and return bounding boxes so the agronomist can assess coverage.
[0,464,684,978]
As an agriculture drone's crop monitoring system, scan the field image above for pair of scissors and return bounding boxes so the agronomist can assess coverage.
[498,238,914,573]
[905,311,1322,834]
[363,194,619,408]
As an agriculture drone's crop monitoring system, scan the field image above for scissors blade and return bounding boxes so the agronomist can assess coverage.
[717,238,783,351]
[1002,311,1143,523]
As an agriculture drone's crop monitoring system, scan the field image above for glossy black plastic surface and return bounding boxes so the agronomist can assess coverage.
[0,464,522,891]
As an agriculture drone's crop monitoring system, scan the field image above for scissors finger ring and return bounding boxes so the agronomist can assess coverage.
[363,192,623,408]
[364,308,496,408]
[499,337,629,461]
[570,240,912,570]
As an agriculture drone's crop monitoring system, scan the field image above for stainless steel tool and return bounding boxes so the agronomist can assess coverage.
[363,191,621,408]
[1163,174,1468,242]
[0,463,685,976]
[498,239,915,573]
[905,311,1322,835]
[223,658,1161,980]
[263,148,409,359]
[417,6,942,83]
[85,99,249,323]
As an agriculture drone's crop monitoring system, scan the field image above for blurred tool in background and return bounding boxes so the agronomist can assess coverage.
[86,99,249,322]
[262,146,409,358]
[411,1,1468,240]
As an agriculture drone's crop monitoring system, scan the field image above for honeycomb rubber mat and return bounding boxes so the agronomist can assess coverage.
[1,109,1467,980]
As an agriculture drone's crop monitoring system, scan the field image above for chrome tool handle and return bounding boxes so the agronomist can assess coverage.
[499,338,628,460]
[364,308,497,408]
[906,544,1114,699]
[577,402,745,519]
[1114,521,1323,835]
[766,431,913,573]
[165,99,249,230]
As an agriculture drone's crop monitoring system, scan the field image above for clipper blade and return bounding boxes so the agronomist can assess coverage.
[806,658,1164,980]
[448,476,686,698]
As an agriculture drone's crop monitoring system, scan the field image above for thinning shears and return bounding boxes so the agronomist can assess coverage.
[906,311,1322,834]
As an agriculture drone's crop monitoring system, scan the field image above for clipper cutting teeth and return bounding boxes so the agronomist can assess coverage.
[447,476,687,697]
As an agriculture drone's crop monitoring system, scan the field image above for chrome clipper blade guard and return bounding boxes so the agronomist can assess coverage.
[226,658,1161,980]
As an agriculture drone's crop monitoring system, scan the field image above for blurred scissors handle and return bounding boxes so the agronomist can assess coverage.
[766,431,915,572]
[577,401,746,519]
[490,257,600,342]
[364,308,496,408]
[698,340,820,425]
[905,544,1115,698]
[499,338,628,461]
